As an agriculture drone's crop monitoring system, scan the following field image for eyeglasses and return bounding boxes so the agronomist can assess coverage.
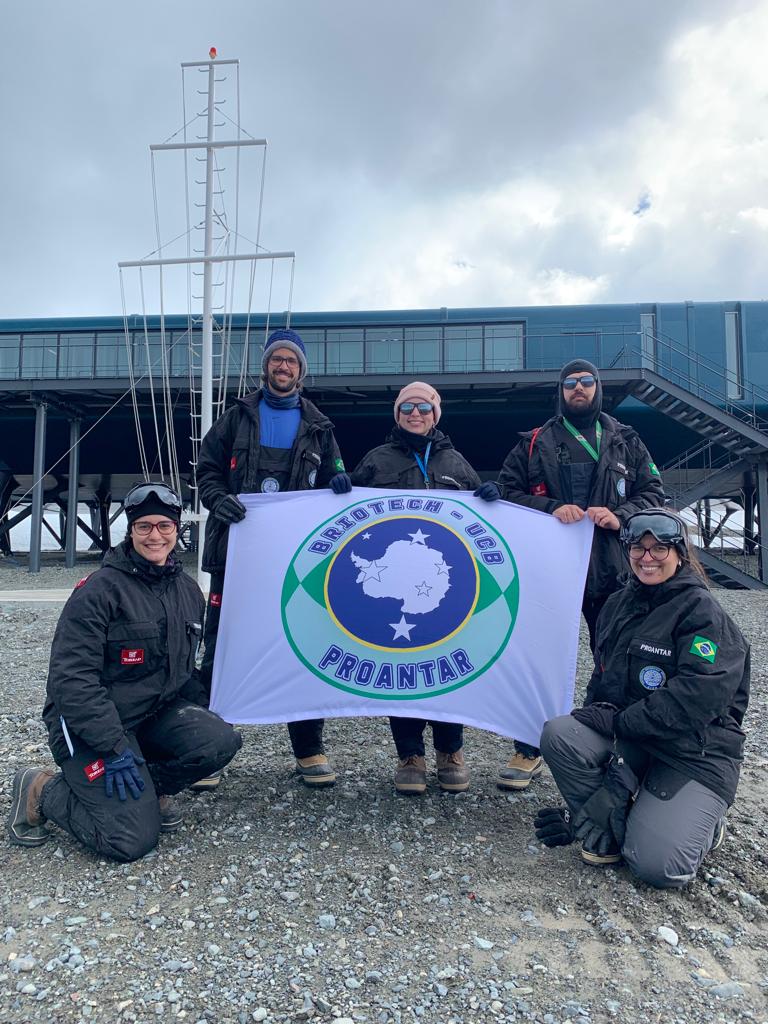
[132,520,178,537]
[268,354,300,368]
[628,543,672,561]
[562,374,597,390]
[123,482,182,512]
[399,402,433,415]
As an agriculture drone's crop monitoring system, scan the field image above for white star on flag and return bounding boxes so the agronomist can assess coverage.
[408,528,430,545]
[389,615,416,641]
[362,532,371,540]
[358,559,387,583]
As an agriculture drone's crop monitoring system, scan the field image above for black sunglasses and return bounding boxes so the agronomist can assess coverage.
[123,482,183,512]
[399,402,433,415]
[562,374,597,390]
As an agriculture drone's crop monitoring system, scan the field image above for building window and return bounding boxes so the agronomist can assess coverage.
[59,333,95,378]
[445,325,483,372]
[484,324,524,370]
[724,311,743,399]
[95,332,131,377]
[326,329,364,375]
[21,334,58,379]
[365,328,403,374]
[404,327,441,373]
[0,334,20,380]
[299,330,326,376]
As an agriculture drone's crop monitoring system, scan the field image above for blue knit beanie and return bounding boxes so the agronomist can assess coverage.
[262,329,307,382]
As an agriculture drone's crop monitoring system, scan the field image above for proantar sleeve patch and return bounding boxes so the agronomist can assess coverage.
[689,635,718,663]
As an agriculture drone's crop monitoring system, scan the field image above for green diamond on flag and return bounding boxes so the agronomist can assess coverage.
[690,635,717,663]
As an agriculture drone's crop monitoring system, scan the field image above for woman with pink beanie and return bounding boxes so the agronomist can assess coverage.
[351,381,481,796]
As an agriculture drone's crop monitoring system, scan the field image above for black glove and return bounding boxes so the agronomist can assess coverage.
[570,702,618,738]
[534,806,574,847]
[104,748,146,801]
[572,755,637,849]
[474,481,501,502]
[329,472,352,495]
[212,494,247,524]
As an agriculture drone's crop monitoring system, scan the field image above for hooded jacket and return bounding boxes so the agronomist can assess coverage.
[196,390,344,573]
[352,429,480,492]
[42,544,205,764]
[586,566,749,804]
[497,363,664,598]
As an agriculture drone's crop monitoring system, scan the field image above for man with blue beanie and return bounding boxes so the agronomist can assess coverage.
[195,328,350,788]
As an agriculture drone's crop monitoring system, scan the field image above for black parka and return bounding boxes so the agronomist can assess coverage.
[196,391,344,572]
[587,567,749,804]
[498,412,665,598]
[352,429,480,491]
[42,544,205,764]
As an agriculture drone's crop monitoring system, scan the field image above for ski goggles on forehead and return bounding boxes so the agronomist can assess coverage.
[123,482,183,511]
[399,402,433,415]
[562,374,597,390]
[620,512,685,546]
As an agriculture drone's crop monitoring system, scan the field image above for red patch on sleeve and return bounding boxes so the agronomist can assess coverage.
[84,759,105,782]
[74,575,91,589]
[210,593,222,608]
[531,482,548,497]
[120,648,145,665]
[230,456,237,470]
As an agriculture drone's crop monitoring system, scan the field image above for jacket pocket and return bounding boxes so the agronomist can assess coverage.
[104,620,162,680]
[627,636,675,697]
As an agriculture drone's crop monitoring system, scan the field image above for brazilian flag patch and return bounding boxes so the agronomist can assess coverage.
[334,458,345,472]
[690,635,718,663]
[649,462,660,477]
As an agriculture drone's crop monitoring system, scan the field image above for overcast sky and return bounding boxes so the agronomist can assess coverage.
[2,0,768,320]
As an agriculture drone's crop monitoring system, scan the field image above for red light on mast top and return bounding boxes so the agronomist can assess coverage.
[209,47,217,60]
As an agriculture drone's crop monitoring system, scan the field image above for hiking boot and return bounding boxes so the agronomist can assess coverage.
[188,770,222,792]
[158,795,184,833]
[296,755,336,788]
[580,839,622,866]
[394,755,427,795]
[436,749,469,793]
[498,753,544,790]
[8,766,56,847]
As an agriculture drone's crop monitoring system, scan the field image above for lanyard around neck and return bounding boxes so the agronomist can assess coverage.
[562,418,602,462]
[412,441,432,486]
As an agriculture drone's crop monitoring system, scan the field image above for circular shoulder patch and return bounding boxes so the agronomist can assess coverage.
[639,665,666,690]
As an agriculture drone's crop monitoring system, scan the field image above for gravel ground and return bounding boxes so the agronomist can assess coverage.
[0,552,767,1024]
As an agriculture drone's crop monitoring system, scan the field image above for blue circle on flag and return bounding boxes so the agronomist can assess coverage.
[325,518,478,649]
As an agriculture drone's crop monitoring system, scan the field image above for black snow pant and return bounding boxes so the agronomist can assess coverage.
[540,714,728,888]
[513,590,611,761]
[201,572,326,759]
[41,697,242,863]
[389,717,464,759]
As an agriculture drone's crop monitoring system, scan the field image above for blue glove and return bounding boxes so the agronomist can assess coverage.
[474,481,501,502]
[104,748,146,801]
[570,702,618,738]
[329,473,352,494]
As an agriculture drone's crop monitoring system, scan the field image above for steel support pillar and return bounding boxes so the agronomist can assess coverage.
[28,399,48,574]
[98,494,112,553]
[65,418,81,567]
[757,462,768,584]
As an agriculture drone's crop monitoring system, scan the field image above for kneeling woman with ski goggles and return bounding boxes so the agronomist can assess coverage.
[534,509,750,888]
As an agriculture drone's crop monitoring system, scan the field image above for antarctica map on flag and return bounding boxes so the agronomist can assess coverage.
[211,488,592,740]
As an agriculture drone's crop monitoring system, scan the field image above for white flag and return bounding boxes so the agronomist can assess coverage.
[210,489,593,746]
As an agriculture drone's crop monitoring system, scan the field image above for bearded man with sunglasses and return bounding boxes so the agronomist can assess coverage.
[8,483,242,861]
[488,359,665,791]
[195,328,348,788]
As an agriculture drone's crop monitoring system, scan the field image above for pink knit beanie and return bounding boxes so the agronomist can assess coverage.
[394,381,442,424]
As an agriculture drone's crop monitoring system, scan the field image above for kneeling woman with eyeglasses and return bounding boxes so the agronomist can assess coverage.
[536,509,750,888]
[8,483,242,862]
[351,382,481,796]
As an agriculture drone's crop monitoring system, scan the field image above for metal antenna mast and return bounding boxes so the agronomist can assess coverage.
[118,52,295,586]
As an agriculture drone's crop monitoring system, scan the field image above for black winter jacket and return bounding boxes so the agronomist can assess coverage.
[42,545,205,764]
[498,412,664,598]
[352,430,480,491]
[196,391,344,572]
[587,567,749,804]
